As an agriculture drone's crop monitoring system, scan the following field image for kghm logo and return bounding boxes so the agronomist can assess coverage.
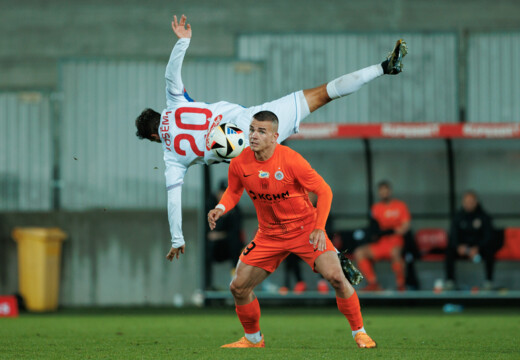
[249,190,289,201]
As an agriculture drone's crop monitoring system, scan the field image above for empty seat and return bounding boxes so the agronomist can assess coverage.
[495,228,520,260]
[415,229,448,261]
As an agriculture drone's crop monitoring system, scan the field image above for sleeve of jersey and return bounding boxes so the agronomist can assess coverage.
[165,38,190,106]
[218,161,244,214]
[291,152,332,231]
[167,185,185,248]
[165,164,188,248]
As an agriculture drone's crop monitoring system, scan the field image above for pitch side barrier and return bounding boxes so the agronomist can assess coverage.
[289,123,520,140]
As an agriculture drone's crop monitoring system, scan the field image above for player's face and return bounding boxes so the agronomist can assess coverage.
[462,193,478,212]
[378,185,392,202]
[248,119,278,153]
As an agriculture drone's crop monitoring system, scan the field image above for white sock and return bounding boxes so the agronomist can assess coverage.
[326,64,384,100]
[245,331,262,343]
[352,326,366,338]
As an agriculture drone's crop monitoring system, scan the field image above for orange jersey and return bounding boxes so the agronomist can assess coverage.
[371,199,411,230]
[219,144,332,237]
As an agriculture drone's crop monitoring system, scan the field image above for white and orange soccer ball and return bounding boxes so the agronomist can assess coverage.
[209,123,245,159]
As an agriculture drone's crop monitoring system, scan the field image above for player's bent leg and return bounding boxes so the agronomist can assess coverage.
[222,261,270,348]
[314,251,377,349]
[390,246,406,291]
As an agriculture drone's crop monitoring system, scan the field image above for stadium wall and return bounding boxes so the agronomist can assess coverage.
[2,0,520,89]
[0,209,202,306]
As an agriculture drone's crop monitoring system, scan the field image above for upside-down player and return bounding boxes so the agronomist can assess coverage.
[135,14,407,261]
[207,111,376,349]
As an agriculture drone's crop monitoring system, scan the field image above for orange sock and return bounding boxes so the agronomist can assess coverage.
[235,297,261,334]
[392,261,405,288]
[358,259,376,284]
[336,292,364,331]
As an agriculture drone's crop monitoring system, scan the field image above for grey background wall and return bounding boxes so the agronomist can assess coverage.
[0,210,201,306]
[3,0,520,89]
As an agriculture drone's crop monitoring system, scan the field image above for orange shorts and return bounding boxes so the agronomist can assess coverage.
[369,234,404,261]
[239,224,336,273]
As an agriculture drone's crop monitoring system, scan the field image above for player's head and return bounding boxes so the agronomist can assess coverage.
[462,190,479,212]
[135,108,161,143]
[249,111,279,153]
[377,180,392,202]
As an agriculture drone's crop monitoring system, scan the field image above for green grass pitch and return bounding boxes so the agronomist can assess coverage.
[1,306,519,359]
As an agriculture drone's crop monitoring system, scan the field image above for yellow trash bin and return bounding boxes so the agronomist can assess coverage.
[12,227,67,312]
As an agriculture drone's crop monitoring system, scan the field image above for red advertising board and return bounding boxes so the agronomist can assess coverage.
[290,123,520,140]
[0,296,19,318]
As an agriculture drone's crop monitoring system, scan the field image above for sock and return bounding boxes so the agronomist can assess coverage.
[235,298,261,341]
[326,64,384,100]
[357,259,376,284]
[392,261,405,288]
[336,292,364,335]
[244,331,262,344]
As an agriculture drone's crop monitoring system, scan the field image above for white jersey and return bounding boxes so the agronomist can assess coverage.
[162,38,307,248]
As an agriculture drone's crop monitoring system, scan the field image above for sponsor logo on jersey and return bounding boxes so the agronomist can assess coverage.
[205,114,223,151]
[160,111,173,152]
[258,171,269,178]
[275,171,284,180]
[248,190,289,201]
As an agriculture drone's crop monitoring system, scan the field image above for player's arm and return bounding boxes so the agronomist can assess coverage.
[165,165,188,261]
[208,161,244,230]
[291,152,333,251]
[395,203,411,235]
[165,15,192,106]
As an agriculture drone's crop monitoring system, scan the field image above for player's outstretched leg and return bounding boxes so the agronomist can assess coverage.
[303,39,408,113]
[315,251,377,349]
[221,297,265,348]
[221,261,269,348]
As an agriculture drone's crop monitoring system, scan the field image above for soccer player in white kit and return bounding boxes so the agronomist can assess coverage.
[135,15,407,261]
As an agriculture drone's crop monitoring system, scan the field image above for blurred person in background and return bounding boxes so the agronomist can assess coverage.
[205,180,244,290]
[134,14,407,262]
[445,190,502,291]
[354,181,411,291]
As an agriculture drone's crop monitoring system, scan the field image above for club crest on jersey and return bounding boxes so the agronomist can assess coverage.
[275,171,284,181]
[258,170,269,178]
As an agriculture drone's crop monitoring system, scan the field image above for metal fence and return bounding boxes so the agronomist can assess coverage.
[0,91,53,211]
[467,32,520,123]
[238,32,459,123]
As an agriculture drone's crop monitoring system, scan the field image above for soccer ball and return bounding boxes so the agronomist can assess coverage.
[209,123,245,159]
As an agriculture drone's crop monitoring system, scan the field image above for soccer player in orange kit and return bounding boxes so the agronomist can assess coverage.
[354,180,411,291]
[207,111,376,349]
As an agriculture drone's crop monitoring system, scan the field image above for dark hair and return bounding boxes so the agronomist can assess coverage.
[135,108,161,141]
[252,110,279,131]
[377,180,392,189]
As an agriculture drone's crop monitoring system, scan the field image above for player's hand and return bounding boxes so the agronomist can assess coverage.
[208,208,224,230]
[457,244,468,257]
[468,246,479,259]
[166,245,185,261]
[310,229,326,252]
[172,14,192,39]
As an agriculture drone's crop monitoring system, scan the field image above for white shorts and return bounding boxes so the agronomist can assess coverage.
[242,91,310,143]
